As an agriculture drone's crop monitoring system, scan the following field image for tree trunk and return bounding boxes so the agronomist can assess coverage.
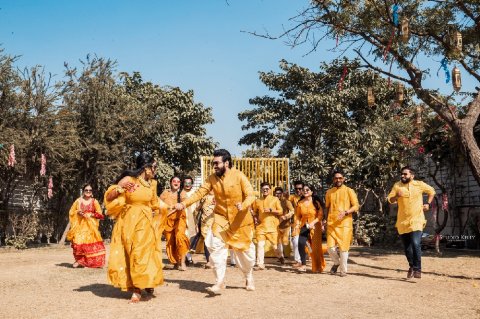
[58,222,70,245]
[454,121,480,187]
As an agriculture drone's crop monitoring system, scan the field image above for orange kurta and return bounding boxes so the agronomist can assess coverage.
[182,168,256,251]
[66,198,106,268]
[160,190,190,264]
[325,185,359,251]
[295,199,325,273]
[104,178,165,291]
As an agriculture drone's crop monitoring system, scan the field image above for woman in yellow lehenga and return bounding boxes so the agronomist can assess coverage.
[160,176,190,271]
[293,183,326,273]
[104,153,167,304]
[67,184,106,268]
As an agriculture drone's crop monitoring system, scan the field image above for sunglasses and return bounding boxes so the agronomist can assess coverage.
[211,161,223,167]
[84,189,93,192]
[184,182,193,185]
[295,187,303,190]
[261,188,270,191]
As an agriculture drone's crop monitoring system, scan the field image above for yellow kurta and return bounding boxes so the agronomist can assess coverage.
[278,199,294,245]
[289,194,302,236]
[295,199,325,272]
[253,194,282,234]
[104,178,165,291]
[325,185,359,251]
[182,167,256,251]
[387,180,436,235]
[66,198,105,268]
[160,189,190,264]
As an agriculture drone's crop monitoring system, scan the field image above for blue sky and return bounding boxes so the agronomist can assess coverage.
[0,1,472,156]
[0,0,332,156]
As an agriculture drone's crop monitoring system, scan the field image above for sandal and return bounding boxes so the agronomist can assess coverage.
[72,262,81,268]
[128,288,141,304]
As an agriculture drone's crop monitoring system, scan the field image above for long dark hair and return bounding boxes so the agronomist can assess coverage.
[300,183,323,211]
[170,176,182,203]
[114,152,155,184]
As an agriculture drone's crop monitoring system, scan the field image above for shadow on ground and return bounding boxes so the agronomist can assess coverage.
[74,283,130,299]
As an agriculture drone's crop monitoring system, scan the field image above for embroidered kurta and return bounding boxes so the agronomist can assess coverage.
[325,185,359,251]
[182,168,256,251]
[104,178,166,291]
[387,180,436,235]
[66,198,105,268]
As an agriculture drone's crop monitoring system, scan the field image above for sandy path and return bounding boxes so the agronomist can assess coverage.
[0,245,479,319]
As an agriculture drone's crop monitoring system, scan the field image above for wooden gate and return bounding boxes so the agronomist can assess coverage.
[200,157,290,194]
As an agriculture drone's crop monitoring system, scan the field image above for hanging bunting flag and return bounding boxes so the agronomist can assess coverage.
[442,193,449,211]
[338,65,348,91]
[40,154,47,176]
[8,144,16,167]
[48,176,54,199]
[437,58,450,83]
[383,28,396,61]
[392,4,400,26]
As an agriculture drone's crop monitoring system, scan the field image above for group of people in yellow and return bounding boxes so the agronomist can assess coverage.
[67,148,435,303]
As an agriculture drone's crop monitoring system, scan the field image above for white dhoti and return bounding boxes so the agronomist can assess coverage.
[205,229,255,285]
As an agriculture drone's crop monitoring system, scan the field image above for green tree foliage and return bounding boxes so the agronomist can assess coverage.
[0,51,216,246]
[259,0,480,186]
[239,59,418,203]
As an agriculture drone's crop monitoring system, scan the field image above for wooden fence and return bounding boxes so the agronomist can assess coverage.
[200,156,290,195]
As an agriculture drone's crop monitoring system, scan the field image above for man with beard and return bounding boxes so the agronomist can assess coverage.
[325,171,359,277]
[388,166,435,279]
[174,149,256,295]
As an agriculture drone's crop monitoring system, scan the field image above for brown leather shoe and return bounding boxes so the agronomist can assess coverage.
[413,270,421,279]
[407,267,414,278]
[330,264,339,275]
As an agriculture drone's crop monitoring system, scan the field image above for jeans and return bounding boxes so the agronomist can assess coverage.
[400,231,422,271]
[298,233,309,265]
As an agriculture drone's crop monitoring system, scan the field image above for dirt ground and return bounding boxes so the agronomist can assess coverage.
[0,244,479,319]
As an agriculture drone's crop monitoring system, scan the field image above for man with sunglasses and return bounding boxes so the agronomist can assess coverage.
[174,149,256,295]
[252,182,283,270]
[325,171,359,277]
[388,166,435,279]
[289,180,304,267]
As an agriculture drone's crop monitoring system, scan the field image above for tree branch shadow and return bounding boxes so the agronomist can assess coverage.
[350,260,480,280]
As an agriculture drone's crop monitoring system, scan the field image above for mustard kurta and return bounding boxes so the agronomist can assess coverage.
[182,167,256,251]
[325,185,359,251]
[253,194,283,235]
[295,199,325,272]
[289,194,301,236]
[387,180,435,235]
[278,199,294,245]
[66,198,105,268]
[160,189,190,264]
[104,178,165,291]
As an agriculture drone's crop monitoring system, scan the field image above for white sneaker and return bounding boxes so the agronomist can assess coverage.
[206,282,225,295]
